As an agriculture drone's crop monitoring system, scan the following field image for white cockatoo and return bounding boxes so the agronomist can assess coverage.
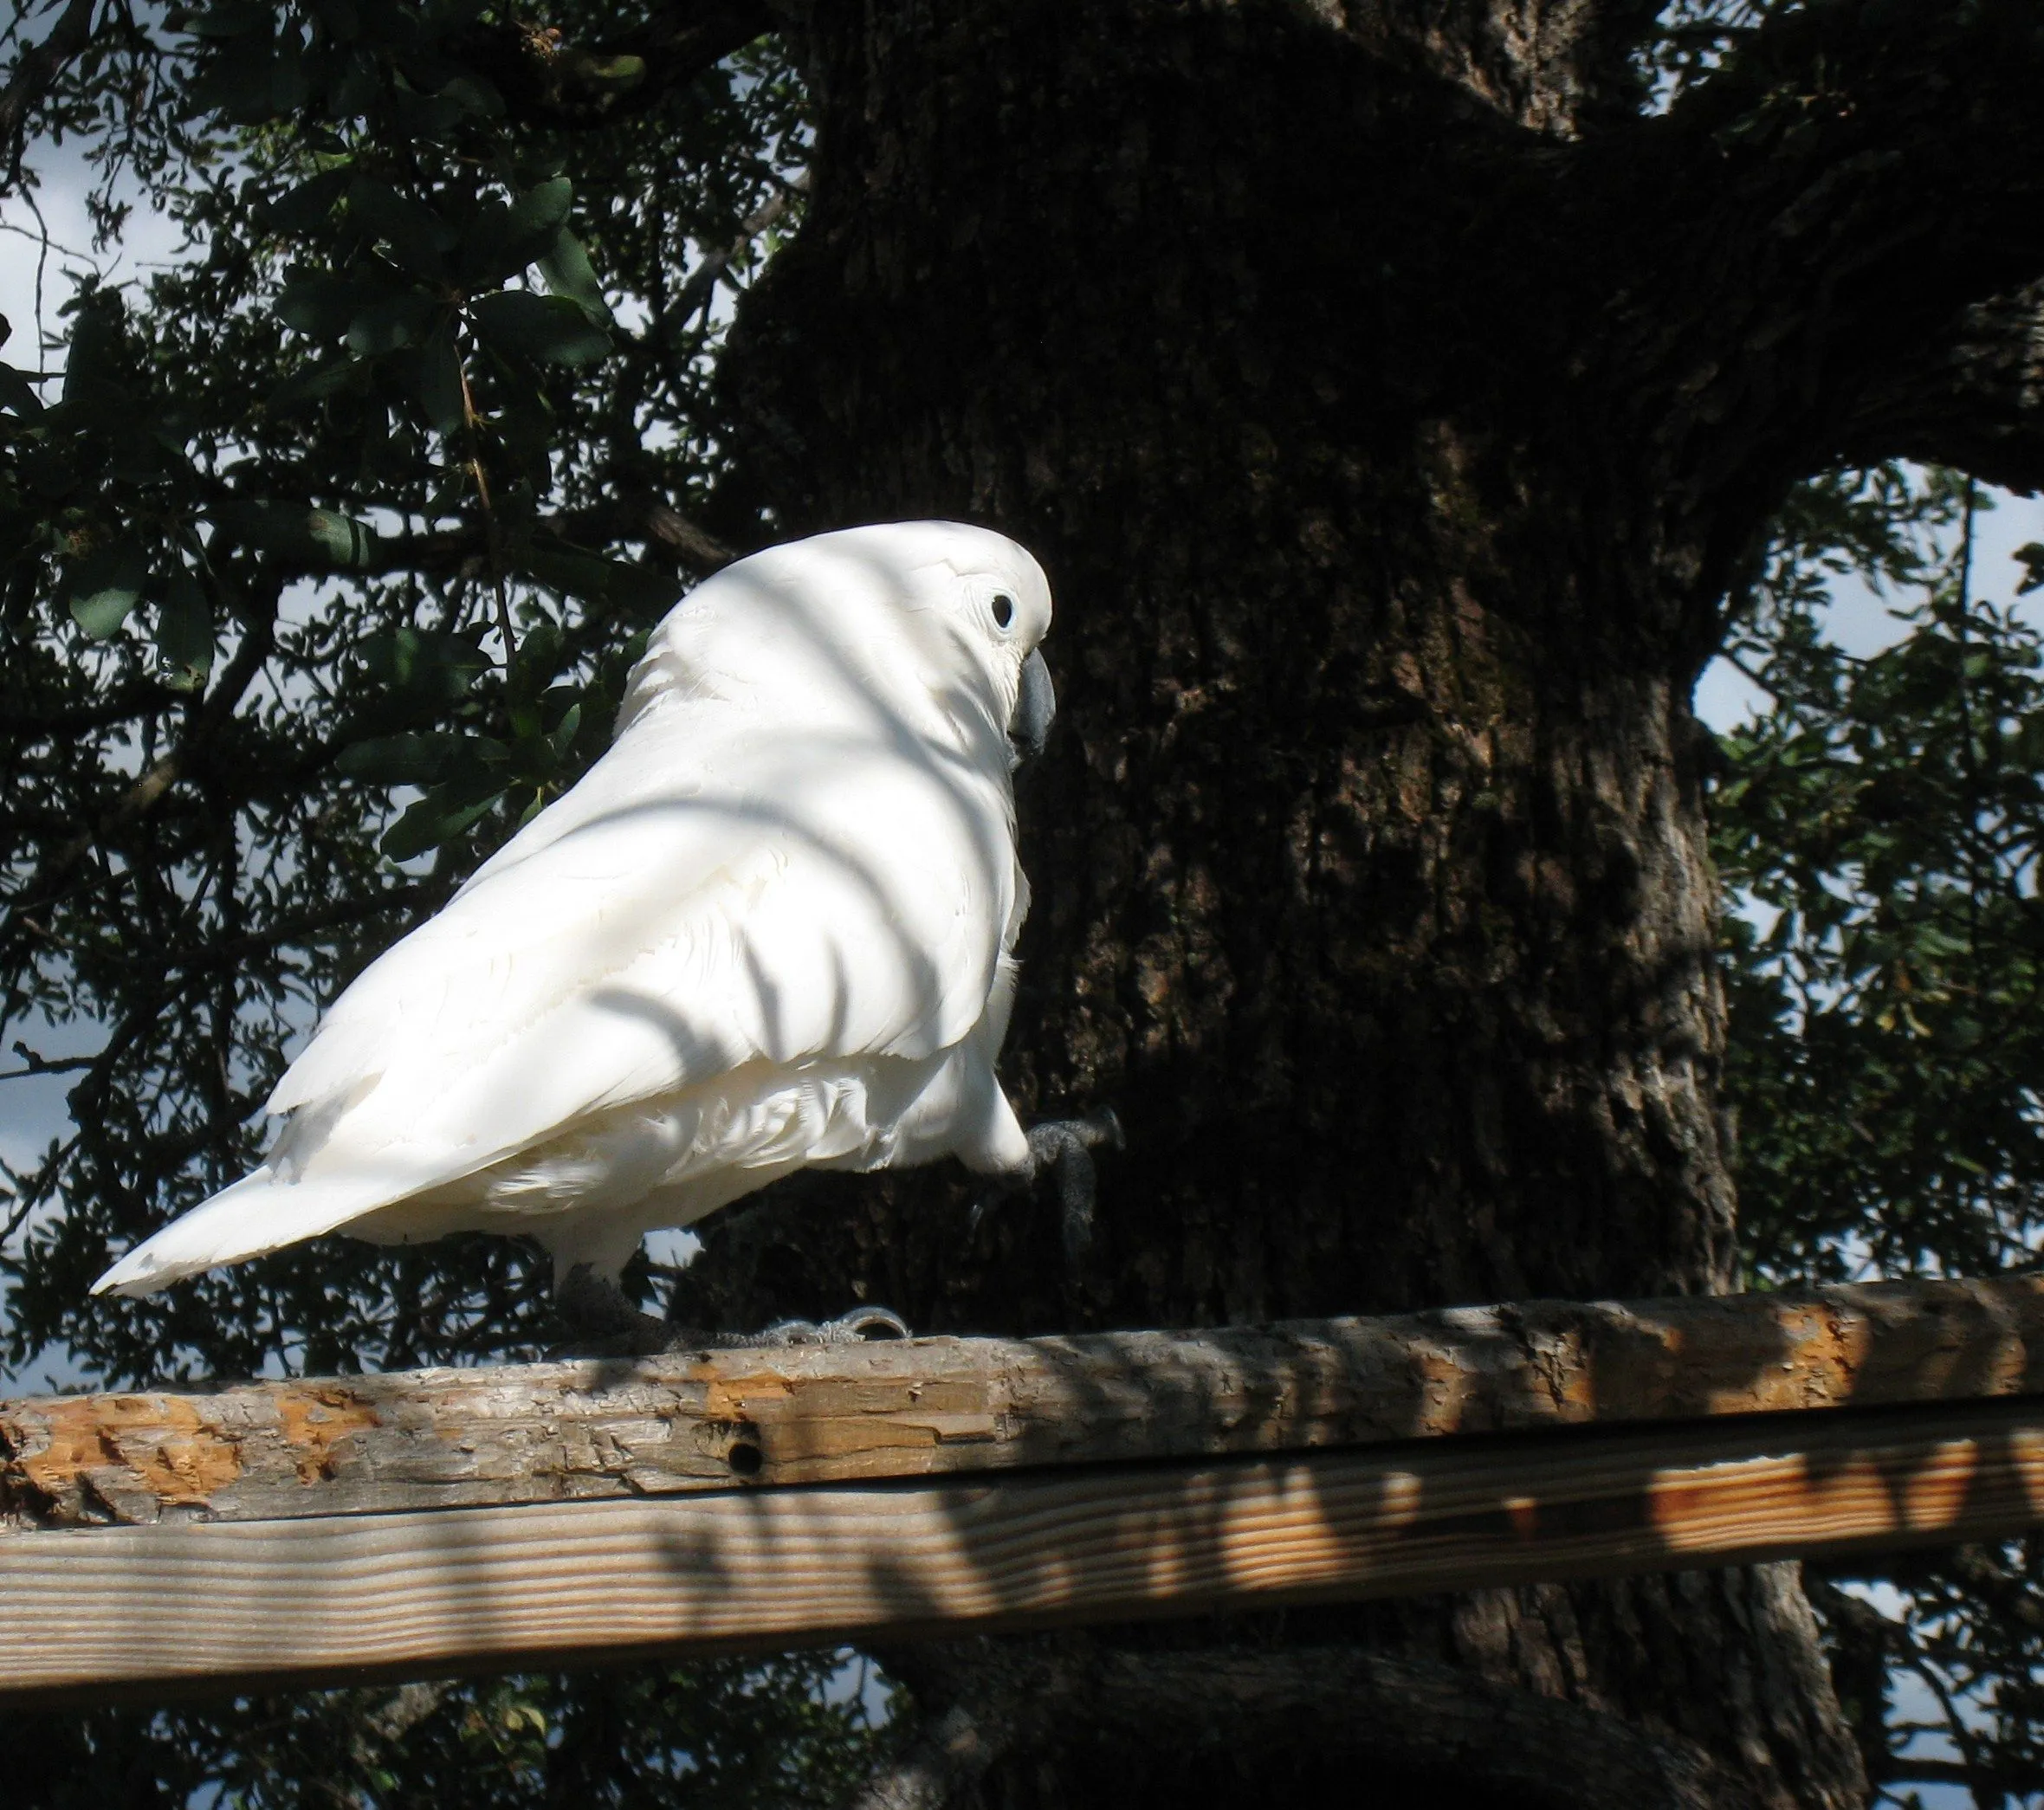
[94,520,1112,1338]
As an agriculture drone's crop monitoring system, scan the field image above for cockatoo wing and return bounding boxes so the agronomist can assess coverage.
[94,707,1017,1294]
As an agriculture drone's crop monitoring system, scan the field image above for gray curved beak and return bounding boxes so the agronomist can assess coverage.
[1012,649,1057,765]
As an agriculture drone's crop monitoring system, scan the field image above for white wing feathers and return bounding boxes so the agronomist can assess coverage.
[96,721,1016,1295]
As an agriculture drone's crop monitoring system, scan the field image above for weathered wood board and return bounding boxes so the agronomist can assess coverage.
[5,1395,2042,1704]
[7,1277,2044,1702]
[6,1276,2044,1532]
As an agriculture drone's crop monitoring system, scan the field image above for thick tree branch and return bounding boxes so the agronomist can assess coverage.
[849,1704,1000,1810]
[3,681,183,740]
[346,497,734,582]
[637,501,739,570]
[1838,281,2044,492]
[1566,0,2044,604]
[449,0,777,128]
[669,178,801,324]
[861,1636,1742,1810]
[1303,0,1665,134]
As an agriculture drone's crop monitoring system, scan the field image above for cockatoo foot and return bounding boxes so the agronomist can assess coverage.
[971,1106,1124,1258]
[741,1306,913,1347]
[556,1264,911,1355]
[657,1305,912,1351]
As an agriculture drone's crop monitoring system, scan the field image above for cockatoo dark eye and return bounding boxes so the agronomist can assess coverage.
[992,594,1015,630]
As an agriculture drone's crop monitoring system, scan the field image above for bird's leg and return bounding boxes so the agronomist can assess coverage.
[553,1263,674,1358]
[972,1107,1124,1259]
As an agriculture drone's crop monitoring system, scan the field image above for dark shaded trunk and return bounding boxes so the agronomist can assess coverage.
[689,3,1866,1803]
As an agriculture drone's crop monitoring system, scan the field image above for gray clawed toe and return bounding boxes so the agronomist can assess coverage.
[554,1264,913,1355]
[741,1306,913,1347]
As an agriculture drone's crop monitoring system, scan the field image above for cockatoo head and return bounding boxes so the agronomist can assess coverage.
[618,520,1057,765]
[870,520,1058,766]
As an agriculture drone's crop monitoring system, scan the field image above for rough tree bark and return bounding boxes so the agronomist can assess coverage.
[644,1,2044,1803]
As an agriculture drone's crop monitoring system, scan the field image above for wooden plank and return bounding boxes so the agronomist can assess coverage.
[8,1276,2044,1531]
[5,1394,2042,1705]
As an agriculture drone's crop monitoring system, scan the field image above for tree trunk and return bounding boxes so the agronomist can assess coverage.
[692,2,1868,1803]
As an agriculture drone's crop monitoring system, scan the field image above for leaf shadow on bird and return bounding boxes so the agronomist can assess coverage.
[91,521,1120,1357]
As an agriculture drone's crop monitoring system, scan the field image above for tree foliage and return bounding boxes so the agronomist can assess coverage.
[5,1651,883,1808]
[1719,469,2044,1289]
[1717,470,2044,1806]
[1,1,802,1388]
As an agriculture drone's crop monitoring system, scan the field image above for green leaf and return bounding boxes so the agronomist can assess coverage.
[270,42,309,113]
[256,168,349,236]
[395,328,465,436]
[388,85,464,140]
[455,199,521,286]
[380,769,508,861]
[277,273,356,339]
[155,571,215,691]
[361,624,493,700]
[60,301,133,419]
[549,700,582,760]
[184,3,272,36]
[346,288,440,356]
[439,73,504,119]
[336,730,479,786]
[306,508,379,566]
[469,289,610,368]
[211,501,379,567]
[521,548,614,600]
[506,177,573,243]
[66,540,149,640]
[459,183,581,288]
[308,2,360,46]
[346,178,453,278]
[538,230,610,325]
[266,356,362,414]
[558,50,644,94]
[508,619,567,706]
[186,52,283,122]
[524,547,682,612]
[331,46,379,114]
[606,564,688,614]
[2016,542,2044,597]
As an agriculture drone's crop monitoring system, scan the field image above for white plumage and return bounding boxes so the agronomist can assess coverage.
[94,520,1057,1298]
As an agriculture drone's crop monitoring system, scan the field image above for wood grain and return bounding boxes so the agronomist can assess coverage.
[8,1276,2044,1532]
[5,1395,2042,1704]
